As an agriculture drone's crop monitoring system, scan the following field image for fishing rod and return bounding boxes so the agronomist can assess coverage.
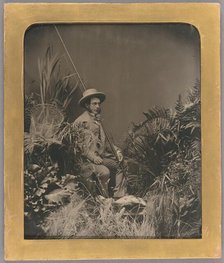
[54,25,126,172]
[54,25,86,92]
[100,121,127,192]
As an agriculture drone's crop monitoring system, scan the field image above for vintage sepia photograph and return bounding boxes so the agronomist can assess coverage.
[24,23,201,239]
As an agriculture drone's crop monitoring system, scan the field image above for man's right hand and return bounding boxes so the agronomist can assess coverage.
[93,156,103,165]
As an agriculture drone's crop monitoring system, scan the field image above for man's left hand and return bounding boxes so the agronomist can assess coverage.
[117,150,123,162]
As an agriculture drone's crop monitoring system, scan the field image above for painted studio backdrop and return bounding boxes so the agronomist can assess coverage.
[24,24,201,239]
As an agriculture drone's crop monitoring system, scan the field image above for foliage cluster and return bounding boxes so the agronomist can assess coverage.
[123,81,201,237]
[24,47,82,237]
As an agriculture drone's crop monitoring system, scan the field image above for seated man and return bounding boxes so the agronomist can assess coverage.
[74,88,126,199]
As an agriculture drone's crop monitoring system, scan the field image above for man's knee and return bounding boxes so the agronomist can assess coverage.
[103,158,119,170]
[96,165,110,180]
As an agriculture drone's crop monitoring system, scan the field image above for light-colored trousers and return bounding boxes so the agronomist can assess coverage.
[93,158,126,198]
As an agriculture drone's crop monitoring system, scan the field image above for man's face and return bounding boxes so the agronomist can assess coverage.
[87,97,101,115]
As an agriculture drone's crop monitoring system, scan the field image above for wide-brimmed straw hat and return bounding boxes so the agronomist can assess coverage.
[79,88,106,107]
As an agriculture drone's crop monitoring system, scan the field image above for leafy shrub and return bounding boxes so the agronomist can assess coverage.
[24,158,78,238]
[24,46,82,238]
[123,80,201,238]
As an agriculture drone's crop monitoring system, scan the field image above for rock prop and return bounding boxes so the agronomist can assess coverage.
[45,189,71,205]
[113,195,146,216]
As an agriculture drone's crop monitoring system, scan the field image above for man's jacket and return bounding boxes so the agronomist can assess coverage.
[74,111,107,162]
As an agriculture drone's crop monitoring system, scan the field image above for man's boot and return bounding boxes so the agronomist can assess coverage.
[113,171,127,199]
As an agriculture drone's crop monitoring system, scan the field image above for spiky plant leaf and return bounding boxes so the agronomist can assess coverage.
[175,94,185,116]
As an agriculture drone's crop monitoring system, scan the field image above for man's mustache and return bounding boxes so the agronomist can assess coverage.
[89,108,101,114]
[94,108,101,113]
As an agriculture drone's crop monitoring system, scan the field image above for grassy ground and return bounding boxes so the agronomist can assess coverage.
[43,192,156,239]
[42,181,201,239]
